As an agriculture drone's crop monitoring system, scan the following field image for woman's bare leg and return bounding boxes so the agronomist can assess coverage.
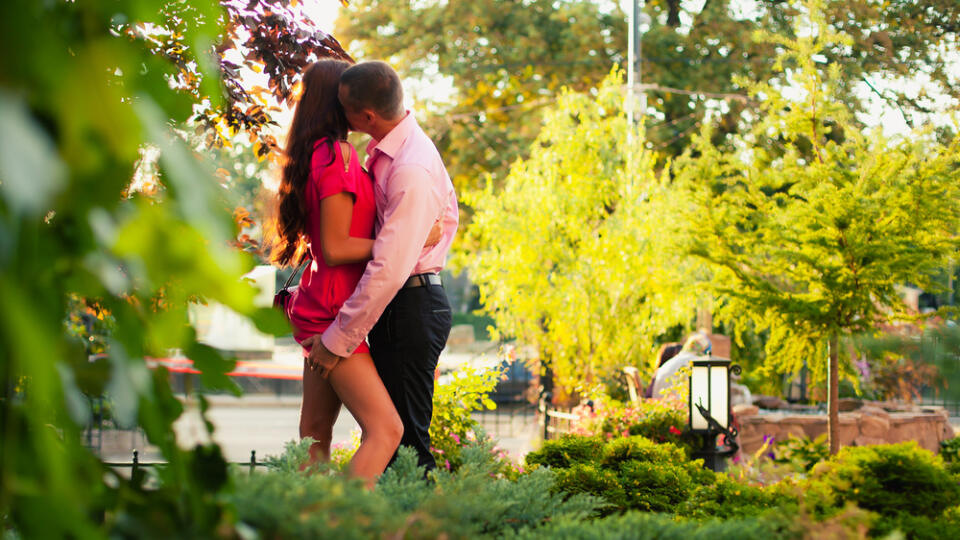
[327,351,403,488]
[300,358,342,467]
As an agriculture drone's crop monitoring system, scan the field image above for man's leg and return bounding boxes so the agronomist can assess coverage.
[368,284,452,471]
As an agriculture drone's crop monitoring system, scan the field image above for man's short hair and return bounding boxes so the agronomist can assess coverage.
[339,61,404,120]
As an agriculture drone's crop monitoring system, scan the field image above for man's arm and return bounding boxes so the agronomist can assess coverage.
[317,164,443,358]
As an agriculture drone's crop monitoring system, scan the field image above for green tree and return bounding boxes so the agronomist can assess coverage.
[336,0,626,194]
[337,0,960,196]
[463,70,700,401]
[0,0,342,535]
[671,0,960,454]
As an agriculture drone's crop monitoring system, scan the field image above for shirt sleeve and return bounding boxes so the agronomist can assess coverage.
[319,164,443,357]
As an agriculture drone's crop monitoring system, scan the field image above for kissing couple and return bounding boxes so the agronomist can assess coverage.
[270,59,457,487]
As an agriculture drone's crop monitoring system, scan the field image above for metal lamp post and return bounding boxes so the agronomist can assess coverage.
[687,355,741,471]
[626,1,651,127]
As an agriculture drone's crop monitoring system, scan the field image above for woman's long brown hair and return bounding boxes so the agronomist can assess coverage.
[269,59,352,267]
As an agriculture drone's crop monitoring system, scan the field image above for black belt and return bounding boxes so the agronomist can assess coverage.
[402,273,442,289]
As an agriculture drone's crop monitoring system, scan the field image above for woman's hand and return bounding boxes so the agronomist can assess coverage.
[424,219,443,248]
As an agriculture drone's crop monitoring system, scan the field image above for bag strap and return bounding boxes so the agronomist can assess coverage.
[282,255,311,288]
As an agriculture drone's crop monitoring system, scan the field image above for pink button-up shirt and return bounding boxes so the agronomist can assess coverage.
[319,112,458,357]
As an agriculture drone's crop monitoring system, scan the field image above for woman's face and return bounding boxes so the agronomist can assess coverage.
[338,83,372,135]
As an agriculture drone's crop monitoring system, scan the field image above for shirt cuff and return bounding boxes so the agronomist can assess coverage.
[320,321,361,358]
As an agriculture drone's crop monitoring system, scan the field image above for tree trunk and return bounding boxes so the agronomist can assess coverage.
[828,333,840,455]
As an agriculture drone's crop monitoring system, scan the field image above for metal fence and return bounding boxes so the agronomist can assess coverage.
[921,392,960,416]
[472,400,539,439]
[103,449,270,477]
[470,397,580,442]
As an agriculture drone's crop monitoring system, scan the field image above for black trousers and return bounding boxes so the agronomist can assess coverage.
[368,282,452,471]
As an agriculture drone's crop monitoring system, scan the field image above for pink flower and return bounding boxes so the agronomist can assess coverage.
[451,433,460,444]
[444,459,451,470]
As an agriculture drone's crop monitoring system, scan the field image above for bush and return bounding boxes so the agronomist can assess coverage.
[552,464,625,512]
[601,434,687,467]
[526,434,715,514]
[232,439,602,539]
[940,436,960,464]
[871,508,960,540]
[677,474,798,520]
[617,460,696,512]
[804,441,960,519]
[773,434,829,473]
[430,363,507,472]
[525,435,606,469]
[571,397,694,456]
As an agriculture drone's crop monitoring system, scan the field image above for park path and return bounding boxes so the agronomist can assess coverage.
[95,394,538,465]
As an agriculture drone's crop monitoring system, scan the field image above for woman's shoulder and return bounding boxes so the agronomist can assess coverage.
[311,138,356,168]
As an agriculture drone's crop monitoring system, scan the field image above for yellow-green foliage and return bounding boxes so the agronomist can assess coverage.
[464,70,701,398]
[672,0,960,383]
[804,442,960,519]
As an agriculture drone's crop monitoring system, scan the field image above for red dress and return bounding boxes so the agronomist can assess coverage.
[288,139,376,355]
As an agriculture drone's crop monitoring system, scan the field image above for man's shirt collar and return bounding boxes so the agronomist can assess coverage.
[366,110,416,162]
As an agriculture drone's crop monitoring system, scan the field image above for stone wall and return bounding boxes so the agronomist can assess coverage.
[734,402,956,455]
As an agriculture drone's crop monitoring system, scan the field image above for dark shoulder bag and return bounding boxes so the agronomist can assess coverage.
[273,256,311,316]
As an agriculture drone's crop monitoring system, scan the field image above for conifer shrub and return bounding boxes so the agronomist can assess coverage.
[502,510,797,540]
[231,439,602,539]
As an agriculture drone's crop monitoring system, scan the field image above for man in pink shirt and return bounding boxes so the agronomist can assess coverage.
[301,61,458,471]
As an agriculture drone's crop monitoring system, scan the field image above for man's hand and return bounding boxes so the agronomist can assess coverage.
[301,335,342,379]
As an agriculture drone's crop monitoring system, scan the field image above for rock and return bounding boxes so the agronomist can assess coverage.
[446,324,475,348]
[942,423,955,440]
[732,404,759,418]
[780,415,825,439]
[860,414,890,438]
[754,395,788,410]
[839,398,864,412]
[858,405,890,420]
[781,415,823,425]
[888,416,924,445]
[739,434,767,455]
[854,436,887,447]
[838,414,860,446]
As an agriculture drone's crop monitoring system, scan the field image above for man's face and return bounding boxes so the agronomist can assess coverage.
[338,83,368,134]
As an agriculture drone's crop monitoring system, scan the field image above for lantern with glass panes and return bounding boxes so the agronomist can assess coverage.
[688,356,741,471]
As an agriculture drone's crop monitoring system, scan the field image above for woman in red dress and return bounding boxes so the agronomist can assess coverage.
[269,60,438,486]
